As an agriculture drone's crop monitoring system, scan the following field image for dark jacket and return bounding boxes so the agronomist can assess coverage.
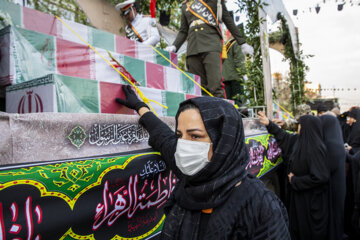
[173,0,246,56]
[139,96,290,240]
[222,39,246,82]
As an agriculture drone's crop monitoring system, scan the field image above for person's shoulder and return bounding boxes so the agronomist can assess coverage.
[233,174,268,196]
[232,174,283,209]
[141,15,157,26]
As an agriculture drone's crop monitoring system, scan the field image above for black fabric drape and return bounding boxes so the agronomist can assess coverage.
[347,109,360,154]
[338,111,350,143]
[320,115,346,240]
[267,115,330,240]
[345,109,360,238]
[348,151,360,236]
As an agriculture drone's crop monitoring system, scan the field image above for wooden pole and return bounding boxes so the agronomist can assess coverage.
[258,7,273,119]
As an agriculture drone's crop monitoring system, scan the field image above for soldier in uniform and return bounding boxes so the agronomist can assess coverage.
[222,35,247,105]
[116,0,160,46]
[165,0,254,98]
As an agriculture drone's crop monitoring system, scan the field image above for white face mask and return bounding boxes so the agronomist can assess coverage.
[174,139,211,176]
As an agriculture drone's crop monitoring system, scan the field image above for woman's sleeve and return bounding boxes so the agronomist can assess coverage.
[291,155,330,191]
[253,192,290,240]
[139,112,180,175]
[235,190,290,239]
[266,121,297,160]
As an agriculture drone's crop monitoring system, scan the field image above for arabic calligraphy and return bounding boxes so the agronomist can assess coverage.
[191,1,217,26]
[0,197,42,240]
[92,171,176,231]
[125,25,141,42]
[128,212,159,233]
[266,137,282,163]
[246,141,265,170]
[140,160,166,179]
[89,123,149,146]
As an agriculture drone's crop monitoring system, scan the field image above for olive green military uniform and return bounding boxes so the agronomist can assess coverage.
[173,0,246,98]
[222,38,246,105]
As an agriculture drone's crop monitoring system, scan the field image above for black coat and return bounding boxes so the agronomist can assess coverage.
[139,97,290,239]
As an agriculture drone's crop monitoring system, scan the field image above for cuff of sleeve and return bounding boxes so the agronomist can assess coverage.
[290,176,298,190]
[237,39,246,46]
[266,121,281,135]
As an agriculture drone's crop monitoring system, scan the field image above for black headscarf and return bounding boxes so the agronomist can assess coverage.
[287,115,330,239]
[320,115,346,173]
[161,97,249,239]
[347,109,360,153]
[320,115,346,240]
[290,115,328,178]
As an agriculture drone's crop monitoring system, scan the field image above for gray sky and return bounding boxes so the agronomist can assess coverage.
[270,0,360,111]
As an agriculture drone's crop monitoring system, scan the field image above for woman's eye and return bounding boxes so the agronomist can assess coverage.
[175,133,182,138]
[191,135,200,139]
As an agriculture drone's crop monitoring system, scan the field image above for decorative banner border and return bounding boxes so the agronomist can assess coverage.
[0,151,172,239]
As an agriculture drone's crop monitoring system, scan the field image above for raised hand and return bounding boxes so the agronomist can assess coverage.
[257,111,270,126]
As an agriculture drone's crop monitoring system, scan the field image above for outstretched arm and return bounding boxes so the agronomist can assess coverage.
[258,111,298,160]
[116,86,181,176]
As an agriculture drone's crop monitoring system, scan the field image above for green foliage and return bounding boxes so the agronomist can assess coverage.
[27,0,90,25]
[277,13,309,112]
[235,0,265,107]
[106,0,182,30]
[234,0,308,111]
[269,30,284,45]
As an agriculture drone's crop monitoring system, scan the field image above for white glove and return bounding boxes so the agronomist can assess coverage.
[165,45,176,53]
[241,43,254,56]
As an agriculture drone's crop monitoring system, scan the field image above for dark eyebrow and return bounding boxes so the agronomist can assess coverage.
[186,128,204,133]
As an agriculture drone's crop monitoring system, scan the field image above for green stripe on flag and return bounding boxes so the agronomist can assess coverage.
[124,56,146,86]
[16,27,56,70]
[155,48,170,67]
[91,27,115,52]
[55,74,99,113]
[165,91,185,117]
[182,72,195,94]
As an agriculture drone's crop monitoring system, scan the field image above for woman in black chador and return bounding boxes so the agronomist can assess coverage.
[345,108,360,238]
[116,86,290,239]
[346,108,360,154]
[258,112,330,240]
[320,114,346,240]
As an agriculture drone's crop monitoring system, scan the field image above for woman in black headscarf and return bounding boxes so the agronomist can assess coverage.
[345,108,360,238]
[116,86,290,239]
[320,114,346,240]
[346,108,360,154]
[258,112,330,240]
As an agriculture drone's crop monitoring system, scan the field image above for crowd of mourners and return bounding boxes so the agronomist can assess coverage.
[117,84,359,240]
[258,105,360,240]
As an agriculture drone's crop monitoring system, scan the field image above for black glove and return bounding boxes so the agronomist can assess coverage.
[116,85,149,113]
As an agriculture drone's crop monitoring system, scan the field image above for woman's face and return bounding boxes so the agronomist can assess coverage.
[347,116,356,126]
[176,109,213,160]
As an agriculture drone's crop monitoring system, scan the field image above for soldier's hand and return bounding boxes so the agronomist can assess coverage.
[165,45,176,52]
[241,43,254,56]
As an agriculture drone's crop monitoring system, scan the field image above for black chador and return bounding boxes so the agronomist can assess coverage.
[267,115,330,240]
